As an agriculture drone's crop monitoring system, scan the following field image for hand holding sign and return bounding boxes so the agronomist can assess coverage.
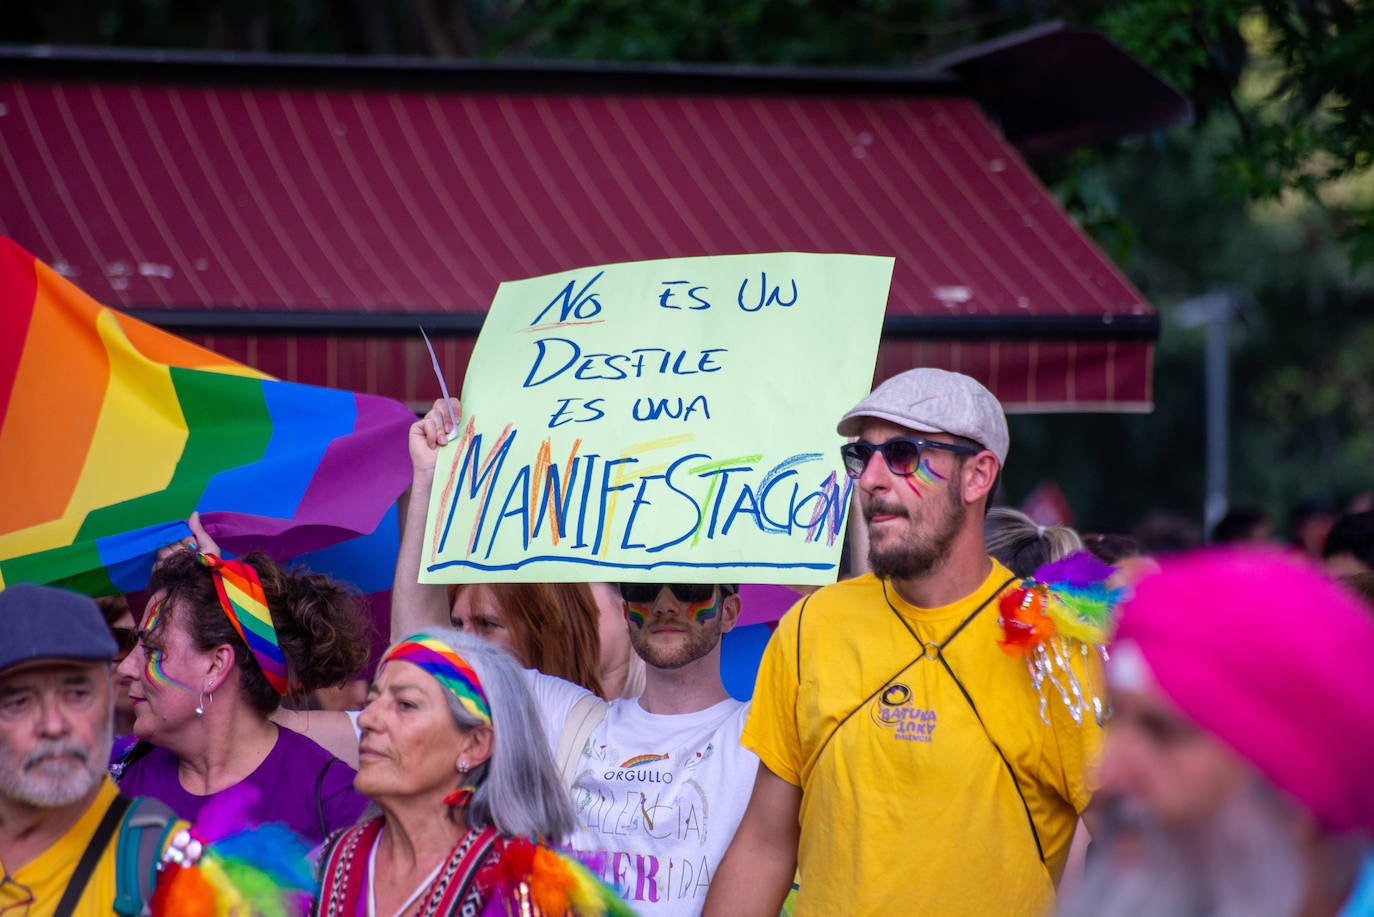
[421,252,892,585]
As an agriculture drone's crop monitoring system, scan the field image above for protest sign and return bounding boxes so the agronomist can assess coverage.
[421,252,892,584]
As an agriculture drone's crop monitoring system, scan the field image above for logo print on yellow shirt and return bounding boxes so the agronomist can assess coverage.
[872,682,938,742]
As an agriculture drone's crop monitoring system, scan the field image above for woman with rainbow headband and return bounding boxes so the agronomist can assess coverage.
[116,546,372,843]
[315,629,633,917]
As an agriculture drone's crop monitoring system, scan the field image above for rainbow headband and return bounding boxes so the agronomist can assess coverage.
[196,553,289,695]
[382,636,492,726]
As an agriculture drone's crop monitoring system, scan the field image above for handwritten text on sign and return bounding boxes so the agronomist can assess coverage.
[421,253,892,584]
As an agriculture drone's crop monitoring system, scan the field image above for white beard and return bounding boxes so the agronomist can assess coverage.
[1060,781,1306,917]
[0,719,112,807]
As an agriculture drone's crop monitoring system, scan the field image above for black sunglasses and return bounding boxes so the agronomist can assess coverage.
[840,437,980,479]
[617,583,734,604]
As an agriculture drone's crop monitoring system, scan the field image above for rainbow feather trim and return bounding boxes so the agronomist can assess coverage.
[997,550,1123,726]
[151,822,314,917]
[479,839,637,917]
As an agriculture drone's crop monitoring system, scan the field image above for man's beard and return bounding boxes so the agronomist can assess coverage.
[0,724,111,807]
[629,620,723,670]
[867,484,966,580]
[1059,783,1306,917]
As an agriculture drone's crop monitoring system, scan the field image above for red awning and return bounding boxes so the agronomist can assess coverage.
[0,54,1156,412]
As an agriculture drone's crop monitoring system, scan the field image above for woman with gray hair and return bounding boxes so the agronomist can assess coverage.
[313,629,631,917]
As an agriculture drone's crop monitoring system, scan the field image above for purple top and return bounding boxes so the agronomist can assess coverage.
[117,725,368,845]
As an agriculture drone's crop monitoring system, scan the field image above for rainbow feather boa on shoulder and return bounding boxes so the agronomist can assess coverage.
[150,788,315,917]
[997,551,1124,726]
[479,840,637,917]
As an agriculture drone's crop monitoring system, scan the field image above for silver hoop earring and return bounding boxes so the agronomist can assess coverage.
[195,687,213,718]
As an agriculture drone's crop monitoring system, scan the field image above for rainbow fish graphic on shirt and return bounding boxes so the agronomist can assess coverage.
[620,753,670,769]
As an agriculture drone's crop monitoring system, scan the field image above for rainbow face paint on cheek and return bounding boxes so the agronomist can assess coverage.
[915,459,947,486]
[627,606,647,628]
[904,459,947,496]
[139,601,195,694]
[690,595,720,624]
[143,650,194,694]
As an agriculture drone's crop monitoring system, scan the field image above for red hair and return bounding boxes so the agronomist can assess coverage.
[451,582,606,699]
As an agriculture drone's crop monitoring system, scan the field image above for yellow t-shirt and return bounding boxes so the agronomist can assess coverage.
[0,778,182,917]
[742,563,1103,917]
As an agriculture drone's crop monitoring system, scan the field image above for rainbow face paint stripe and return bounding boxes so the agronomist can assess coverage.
[626,587,721,625]
[139,599,195,694]
[141,598,164,634]
[914,459,947,487]
[689,595,720,624]
[144,649,194,694]
[197,553,289,695]
[383,636,492,725]
[904,459,948,497]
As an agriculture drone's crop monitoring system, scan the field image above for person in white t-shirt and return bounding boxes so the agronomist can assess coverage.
[569,582,758,917]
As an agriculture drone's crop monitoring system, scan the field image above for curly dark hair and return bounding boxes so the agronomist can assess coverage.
[148,550,371,715]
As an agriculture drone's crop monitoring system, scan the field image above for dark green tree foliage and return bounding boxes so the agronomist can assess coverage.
[1101,1,1374,268]
[1010,112,1374,535]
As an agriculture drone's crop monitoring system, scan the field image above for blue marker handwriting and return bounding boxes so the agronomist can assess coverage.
[525,268,803,329]
[430,424,851,570]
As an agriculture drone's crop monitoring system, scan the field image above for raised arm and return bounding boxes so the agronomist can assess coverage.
[703,763,802,917]
[390,397,461,642]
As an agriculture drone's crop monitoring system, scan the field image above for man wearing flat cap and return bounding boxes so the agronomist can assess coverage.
[1062,547,1374,917]
[708,368,1103,916]
[0,583,181,915]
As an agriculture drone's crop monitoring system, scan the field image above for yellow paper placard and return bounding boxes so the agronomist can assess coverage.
[421,252,892,584]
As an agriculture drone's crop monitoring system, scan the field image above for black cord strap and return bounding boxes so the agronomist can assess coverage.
[882,575,1046,863]
[55,792,132,917]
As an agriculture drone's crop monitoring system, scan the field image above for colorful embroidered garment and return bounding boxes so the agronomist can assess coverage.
[313,819,634,917]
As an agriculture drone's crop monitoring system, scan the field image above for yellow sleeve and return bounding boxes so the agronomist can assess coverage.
[740,598,806,787]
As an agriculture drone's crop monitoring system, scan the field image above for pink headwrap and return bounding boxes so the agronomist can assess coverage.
[1115,546,1374,835]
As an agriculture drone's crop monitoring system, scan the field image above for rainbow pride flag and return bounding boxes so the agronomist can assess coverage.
[0,238,416,596]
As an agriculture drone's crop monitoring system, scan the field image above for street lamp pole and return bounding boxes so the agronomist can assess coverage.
[1175,291,1243,541]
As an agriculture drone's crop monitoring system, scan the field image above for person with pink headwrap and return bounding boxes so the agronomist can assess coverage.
[1061,546,1374,917]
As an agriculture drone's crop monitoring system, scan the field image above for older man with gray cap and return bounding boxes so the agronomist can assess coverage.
[0,583,181,915]
[707,368,1104,917]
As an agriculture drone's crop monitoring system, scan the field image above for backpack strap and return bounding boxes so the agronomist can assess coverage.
[55,793,131,917]
[316,755,342,840]
[555,693,606,788]
[113,796,180,916]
